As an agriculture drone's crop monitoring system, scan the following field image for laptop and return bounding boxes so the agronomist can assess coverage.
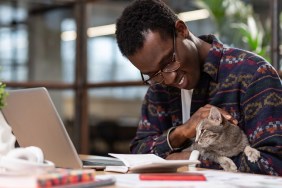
[1,87,124,169]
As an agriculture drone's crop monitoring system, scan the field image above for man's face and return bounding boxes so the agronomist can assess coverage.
[128,30,201,90]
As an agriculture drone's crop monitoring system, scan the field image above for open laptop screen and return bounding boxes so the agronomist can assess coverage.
[2,87,123,169]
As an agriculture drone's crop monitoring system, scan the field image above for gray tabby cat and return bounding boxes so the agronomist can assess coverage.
[192,107,260,172]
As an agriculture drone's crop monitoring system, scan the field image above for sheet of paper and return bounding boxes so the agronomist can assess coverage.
[108,153,165,167]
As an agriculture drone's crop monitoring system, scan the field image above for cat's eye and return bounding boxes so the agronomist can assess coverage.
[210,133,218,138]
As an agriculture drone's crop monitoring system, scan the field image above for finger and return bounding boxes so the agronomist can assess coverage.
[222,113,232,120]
[221,112,238,125]
[230,118,238,125]
[203,104,213,108]
[197,109,212,119]
[209,106,238,125]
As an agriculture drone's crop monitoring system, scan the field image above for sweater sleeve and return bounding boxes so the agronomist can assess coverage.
[129,85,182,158]
[234,64,282,176]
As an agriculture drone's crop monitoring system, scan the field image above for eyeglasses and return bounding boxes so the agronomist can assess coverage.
[140,32,181,85]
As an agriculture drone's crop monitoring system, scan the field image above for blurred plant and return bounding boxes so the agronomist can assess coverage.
[231,16,270,61]
[0,82,7,110]
[0,67,7,109]
[196,0,252,41]
[196,0,270,61]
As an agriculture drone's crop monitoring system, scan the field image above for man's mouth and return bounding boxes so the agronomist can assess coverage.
[178,76,185,85]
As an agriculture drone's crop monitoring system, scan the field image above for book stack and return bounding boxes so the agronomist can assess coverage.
[0,168,114,188]
[37,168,95,187]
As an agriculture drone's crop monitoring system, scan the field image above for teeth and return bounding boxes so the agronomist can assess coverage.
[179,77,184,85]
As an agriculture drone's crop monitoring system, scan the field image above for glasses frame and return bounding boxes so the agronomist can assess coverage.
[140,30,180,85]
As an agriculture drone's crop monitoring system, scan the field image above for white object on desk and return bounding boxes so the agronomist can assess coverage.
[0,110,55,173]
[0,111,16,155]
[0,156,54,173]
[189,150,200,170]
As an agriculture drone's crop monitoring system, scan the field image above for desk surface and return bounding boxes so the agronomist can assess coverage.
[95,167,282,188]
[80,155,282,188]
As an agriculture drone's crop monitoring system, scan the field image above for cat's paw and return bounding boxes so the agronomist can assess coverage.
[244,145,260,162]
[218,156,237,172]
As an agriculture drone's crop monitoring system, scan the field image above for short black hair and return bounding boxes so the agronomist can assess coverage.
[116,0,178,57]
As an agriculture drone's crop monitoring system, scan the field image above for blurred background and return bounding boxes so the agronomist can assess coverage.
[0,0,281,156]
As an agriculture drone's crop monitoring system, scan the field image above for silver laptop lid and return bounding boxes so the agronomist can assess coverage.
[2,87,82,169]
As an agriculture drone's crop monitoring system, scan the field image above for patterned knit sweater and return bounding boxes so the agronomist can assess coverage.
[130,35,282,176]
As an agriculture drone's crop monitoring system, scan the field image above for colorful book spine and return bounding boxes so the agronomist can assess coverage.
[37,168,95,188]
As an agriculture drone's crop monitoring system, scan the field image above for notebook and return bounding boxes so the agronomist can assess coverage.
[1,87,124,169]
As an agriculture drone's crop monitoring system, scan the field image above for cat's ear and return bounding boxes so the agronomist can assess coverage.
[208,107,222,124]
[195,120,204,142]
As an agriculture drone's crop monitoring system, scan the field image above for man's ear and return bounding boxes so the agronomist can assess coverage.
[208,107,222,124]
[175,20,189,38]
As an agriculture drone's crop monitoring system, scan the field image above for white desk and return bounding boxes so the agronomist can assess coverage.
[96,167,282,188]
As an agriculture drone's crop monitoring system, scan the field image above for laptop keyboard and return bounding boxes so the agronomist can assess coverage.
[82,158,125,166]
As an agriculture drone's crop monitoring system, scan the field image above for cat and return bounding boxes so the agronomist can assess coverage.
[192,107,260,172]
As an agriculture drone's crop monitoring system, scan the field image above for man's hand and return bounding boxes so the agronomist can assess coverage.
[168,104,238,149]
[165,151,191,160]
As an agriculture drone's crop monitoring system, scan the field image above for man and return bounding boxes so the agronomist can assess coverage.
[116,0,282,175]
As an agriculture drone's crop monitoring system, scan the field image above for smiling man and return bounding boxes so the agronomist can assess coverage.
[115,0,282,176]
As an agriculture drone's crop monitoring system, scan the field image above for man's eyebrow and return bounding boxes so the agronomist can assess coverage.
[141,50,173,75]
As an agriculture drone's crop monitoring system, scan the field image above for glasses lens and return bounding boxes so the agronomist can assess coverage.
[162,60,180,73]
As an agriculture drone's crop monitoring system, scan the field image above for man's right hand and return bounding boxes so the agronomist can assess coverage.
[168,104,237,149]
